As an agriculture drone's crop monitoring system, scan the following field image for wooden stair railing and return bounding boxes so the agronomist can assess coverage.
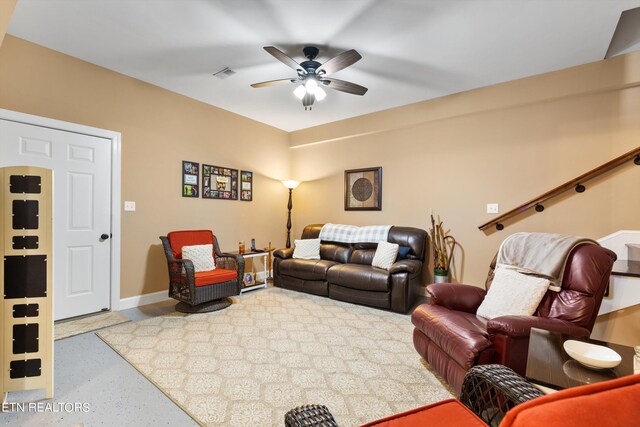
[479,146,640,231]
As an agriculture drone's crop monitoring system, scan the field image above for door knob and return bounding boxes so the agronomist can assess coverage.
[100,233,110,240]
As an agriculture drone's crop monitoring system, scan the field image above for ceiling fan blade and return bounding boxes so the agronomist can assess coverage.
[263,46,305,73]
[322,78,368,96]
[605,7,640,58]
[317,49,362,75]
[251,78,297,88]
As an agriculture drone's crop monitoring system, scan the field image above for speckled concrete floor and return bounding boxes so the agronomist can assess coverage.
[1,299,198,427]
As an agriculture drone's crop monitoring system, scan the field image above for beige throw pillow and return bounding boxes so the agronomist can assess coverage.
[372,241,400,270]
[182,244,216,272]
[476,266,550,319]
[293,238,321,260]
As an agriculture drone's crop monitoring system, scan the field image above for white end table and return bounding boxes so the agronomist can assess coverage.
[230,250,269,293]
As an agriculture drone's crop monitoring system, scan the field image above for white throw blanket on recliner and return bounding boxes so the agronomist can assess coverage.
[319,224,392,243]
[496,232,598,290]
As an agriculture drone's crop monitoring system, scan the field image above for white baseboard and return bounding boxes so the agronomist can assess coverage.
[119,290,171,310]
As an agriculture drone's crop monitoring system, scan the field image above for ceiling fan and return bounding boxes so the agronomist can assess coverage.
[251,46,368,110]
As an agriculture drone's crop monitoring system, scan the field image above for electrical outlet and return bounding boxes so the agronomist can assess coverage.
[124,201,136,212]
[487,203,499,214]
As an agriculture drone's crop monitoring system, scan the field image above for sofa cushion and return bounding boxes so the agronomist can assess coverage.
[388,226,428,261]
[361,398,486,427]
[477,266,550,319]
[372,241,400,270]
[397,246,411,259]
[182,244,216,272]
[194,268,237,287]
[350,249,376,265]
[500,373,640,427]
[167,230,214,259]
[279,258,338,281]
[293,238,321,260]
[412,304,492,369]
[320,244,352,263]
[327,264,390,292]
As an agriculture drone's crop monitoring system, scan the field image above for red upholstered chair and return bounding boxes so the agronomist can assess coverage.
[411,243,616,393]
[285,365,640,427]
[160,230,244,312]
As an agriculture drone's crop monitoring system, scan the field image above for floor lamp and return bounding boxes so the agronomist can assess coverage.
[282,180,300,248]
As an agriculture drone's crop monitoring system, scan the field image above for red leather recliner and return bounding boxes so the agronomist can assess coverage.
[411,243,616,393]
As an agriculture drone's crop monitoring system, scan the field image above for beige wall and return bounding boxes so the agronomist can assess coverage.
[0,36,291,298]
[289,52,640,345]
[0,0,17,47]
[0,33,638,345]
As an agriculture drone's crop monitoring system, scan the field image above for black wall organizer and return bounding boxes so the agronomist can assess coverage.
[13,324,39,354]
[4,255,47,298]
[13,304,39,318]
[10,359,41,379]
[10,175,41,194]
[2,167,53,398]
[12,236,39,250]
[12,200,39,229]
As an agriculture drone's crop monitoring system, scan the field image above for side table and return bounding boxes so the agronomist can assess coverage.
[525,327,635,393]
[229,250,269,293]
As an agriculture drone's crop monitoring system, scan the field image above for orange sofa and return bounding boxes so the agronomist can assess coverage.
[364,373,640,427]
[285,365,640,427]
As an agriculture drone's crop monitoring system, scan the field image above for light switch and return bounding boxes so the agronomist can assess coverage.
[487,203,499,214]
[124,201,136,212]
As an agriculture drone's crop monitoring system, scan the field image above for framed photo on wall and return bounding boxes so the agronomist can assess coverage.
[202,164,238,200]
[240,170,253,201]
[344,167,382,211]
[182,161,199,197]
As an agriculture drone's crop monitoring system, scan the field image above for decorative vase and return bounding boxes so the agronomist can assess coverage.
[433,268,449,284]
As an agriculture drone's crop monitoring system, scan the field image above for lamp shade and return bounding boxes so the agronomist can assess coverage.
[293,85,306,100]
[315,86,326,101]
[304,78,318,94]
[282,180,300,189]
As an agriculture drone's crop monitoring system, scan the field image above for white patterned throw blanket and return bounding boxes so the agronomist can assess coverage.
[319,223,392,243]
[497,232,598,290]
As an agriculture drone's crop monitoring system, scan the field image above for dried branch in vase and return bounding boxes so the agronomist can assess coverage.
[429,212,456,272]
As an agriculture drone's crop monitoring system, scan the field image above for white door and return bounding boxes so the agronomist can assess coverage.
[0,119,112,320]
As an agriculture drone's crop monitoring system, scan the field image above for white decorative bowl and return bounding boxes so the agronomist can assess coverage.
[563,340,622,369]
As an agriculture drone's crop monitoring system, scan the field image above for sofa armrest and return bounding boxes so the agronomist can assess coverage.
[274,248,294,259]
[427,283,487,313]
[389,259,422,274]
[460,364,544,427]
[487,316,591,338]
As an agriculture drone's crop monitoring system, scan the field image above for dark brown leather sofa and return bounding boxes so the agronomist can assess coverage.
[411,243,616,393]
[273,224,428,313]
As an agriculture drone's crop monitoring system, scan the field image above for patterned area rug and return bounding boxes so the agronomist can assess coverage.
[55,311,130,340]
[97,288,453,426]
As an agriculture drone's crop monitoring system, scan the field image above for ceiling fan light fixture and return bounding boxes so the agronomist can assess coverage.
[252,46,367,110]
[293,85,306,100]
[315,86,326,101]
[304,78,318,95]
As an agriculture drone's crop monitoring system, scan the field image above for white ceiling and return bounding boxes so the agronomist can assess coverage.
[8,0,640,132]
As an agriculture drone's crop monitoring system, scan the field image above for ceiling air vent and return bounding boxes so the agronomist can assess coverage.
[213,67,236,79]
